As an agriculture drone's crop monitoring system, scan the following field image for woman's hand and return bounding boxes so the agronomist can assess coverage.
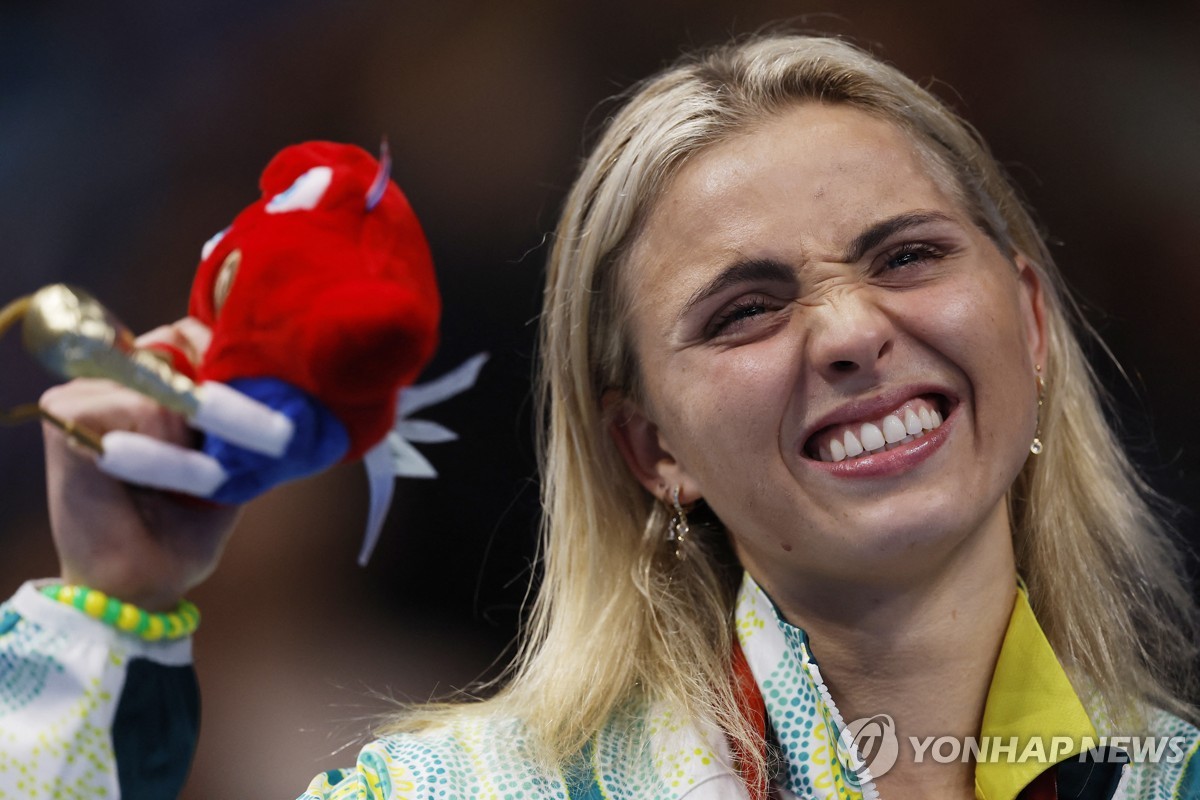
[39,319,240,612]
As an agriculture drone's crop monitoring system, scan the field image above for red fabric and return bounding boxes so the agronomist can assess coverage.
[140,342,199,382]
[188,141,440,460]
[731,639,770,800]
[1019,767,1058,800]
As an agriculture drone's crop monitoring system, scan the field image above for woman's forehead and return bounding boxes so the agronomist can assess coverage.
[626,104,963,287]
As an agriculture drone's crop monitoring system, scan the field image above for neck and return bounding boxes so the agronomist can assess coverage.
[749,504,1018,799]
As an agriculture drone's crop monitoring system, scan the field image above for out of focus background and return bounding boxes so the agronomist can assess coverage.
[1,2,1197,796]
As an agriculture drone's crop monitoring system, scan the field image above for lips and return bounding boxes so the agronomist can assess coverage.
[804,394,953,463]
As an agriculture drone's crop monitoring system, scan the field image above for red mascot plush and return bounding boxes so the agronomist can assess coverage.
[81,141,482,563]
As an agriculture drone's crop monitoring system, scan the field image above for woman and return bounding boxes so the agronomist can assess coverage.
[2,33,1197,800]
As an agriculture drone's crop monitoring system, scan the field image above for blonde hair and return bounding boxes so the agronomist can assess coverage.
[385,33,1198,767]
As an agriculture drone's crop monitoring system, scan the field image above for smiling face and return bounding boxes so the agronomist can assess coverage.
[609,103,1046,597]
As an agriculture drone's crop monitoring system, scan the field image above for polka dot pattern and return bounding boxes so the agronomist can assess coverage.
[299,715,577,799]
[292,704,744,798]
[7,578,1200,800]
[0,628,65,716]
[1114,708,1200,799]
[735,577,867,800]
[0,598,121,799]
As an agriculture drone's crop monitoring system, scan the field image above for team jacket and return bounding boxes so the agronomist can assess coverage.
[2,575,1197,799]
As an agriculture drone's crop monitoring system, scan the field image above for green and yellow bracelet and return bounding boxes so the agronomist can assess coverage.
[40,584,200,641]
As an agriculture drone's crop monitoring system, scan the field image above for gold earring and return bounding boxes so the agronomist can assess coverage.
[666,486,690,561]
[1030,365,1045,455]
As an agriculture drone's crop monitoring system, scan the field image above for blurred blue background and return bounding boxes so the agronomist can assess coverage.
[1,2,1197,796]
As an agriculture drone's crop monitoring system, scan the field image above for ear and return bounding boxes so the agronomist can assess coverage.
[1014,254,1048,370]
[603,390,701,504]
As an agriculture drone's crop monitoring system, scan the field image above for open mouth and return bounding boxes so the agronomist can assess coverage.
[804,394,954,463]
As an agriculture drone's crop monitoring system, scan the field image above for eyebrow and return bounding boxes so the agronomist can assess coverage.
[677,210,958,320]
[840,210,956,263]
[679,258,796,320]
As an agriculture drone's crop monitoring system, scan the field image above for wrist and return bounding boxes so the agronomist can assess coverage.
[40,583,200,641]
[59,565,186,613]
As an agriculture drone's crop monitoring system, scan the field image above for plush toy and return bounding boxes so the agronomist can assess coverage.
[180,140,441,500]
[7,141,484,563]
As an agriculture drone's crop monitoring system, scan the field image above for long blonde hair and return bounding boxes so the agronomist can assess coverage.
[385,33,1198,766]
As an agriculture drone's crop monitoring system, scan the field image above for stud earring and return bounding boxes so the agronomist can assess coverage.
[666,486,690,561]
[1030,365,1045,455]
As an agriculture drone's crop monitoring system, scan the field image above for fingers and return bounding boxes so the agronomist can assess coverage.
[39,378,193,451]
[38,321,240,610]
[39,313,208,474]
[48,316,291,456]
[134,317,212,368]
[39,316,209,447]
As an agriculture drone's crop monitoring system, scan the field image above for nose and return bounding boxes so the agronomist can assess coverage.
[804,288,894,381]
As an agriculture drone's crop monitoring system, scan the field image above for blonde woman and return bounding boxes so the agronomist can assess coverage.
[2,33,1197,800]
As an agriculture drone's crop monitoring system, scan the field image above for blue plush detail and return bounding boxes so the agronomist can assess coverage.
[203,377,349,504]
[0,610,18,637]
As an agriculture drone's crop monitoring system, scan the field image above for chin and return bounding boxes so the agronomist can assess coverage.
[832,493,1005,576]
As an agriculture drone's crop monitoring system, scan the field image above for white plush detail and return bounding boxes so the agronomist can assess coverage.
[98,431,228,497]
[200,227,228,261]
[384,432,438,478]
[265,166,333,213]
[397,352,489,418]
[359,441,396,566]
[385,351,490,478]
[193,382,294,457]
[354,353,490,565]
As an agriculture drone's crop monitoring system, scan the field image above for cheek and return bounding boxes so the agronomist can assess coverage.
[657,343,797,464]
[897,276,1038,444]
[899,273,1030,373]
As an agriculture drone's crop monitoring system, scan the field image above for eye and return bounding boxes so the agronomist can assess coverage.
[707,294,779,338]
[881,242,944,271]
[213,249,241,314]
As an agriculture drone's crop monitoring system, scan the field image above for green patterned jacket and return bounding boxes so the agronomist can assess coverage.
[2,576,1197,799]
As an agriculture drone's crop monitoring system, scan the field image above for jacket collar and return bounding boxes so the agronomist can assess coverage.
[976,583,1096,800]
[734,573,1095,800]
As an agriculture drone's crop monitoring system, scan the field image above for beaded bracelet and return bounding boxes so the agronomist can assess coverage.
[40,584,200,641]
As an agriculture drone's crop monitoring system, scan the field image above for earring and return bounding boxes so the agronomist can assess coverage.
[1030,365,1045,455]
[666,486,690,561]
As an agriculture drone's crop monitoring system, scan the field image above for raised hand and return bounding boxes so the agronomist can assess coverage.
[39,318,239,611]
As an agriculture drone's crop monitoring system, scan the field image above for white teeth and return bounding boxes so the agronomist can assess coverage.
[814,401,949,463]
[860,422,885,451]
[882,414,907,444]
